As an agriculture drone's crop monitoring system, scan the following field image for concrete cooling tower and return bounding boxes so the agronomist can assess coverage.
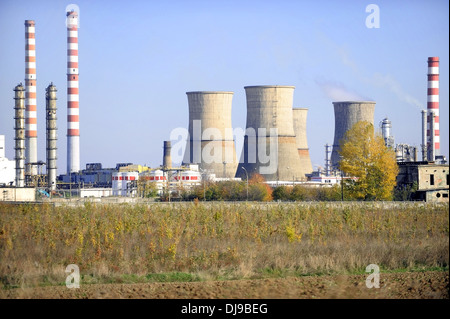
[292,108,313,178]
[183,91,238,178]
[330,101,376,169]
[236,85,305,181]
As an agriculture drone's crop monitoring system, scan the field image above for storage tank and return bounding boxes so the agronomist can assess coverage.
[121,171,138,196]
[112,172,122,196]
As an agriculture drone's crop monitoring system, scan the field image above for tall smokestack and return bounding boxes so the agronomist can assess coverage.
[183,91,238,178]
[236,85,305,181]
[163,141,172,169]
[421,110,427,161]
[66,9,80,174]
[24,20,37,175]
[330,101,375,169]
[46,83,57,191]
[292,108,313,179]
[14,84,26,187]
[427,57,439,157]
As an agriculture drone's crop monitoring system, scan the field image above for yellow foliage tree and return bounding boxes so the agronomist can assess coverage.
[338,121,398,201]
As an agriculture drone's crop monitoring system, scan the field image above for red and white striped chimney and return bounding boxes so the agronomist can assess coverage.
[427,57,440,160]
[66,10,80,173]
[25,20,38,175]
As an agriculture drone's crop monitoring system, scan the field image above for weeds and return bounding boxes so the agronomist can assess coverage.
[0,201,448,288]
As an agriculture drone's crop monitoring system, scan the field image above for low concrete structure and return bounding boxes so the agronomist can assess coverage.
[79,188,113,198]
[397,162,449,202]
[0,187,36,202]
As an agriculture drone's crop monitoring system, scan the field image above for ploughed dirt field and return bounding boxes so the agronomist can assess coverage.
[0,271,448,299]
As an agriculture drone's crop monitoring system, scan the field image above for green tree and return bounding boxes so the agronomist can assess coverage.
[339,121,398,201]
[272,186,290,201]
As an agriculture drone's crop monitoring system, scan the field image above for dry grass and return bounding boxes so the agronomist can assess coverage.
[0,201,448,288]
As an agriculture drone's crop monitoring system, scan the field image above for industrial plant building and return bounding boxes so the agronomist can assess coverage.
[397,162,449,202]
[0,8,448,203]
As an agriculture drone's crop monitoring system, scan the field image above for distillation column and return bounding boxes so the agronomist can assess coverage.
[14,84,26,187]
[46,83,58,191]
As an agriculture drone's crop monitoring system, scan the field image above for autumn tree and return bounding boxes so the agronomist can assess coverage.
[248,173,273,201]
[338,121,398,201]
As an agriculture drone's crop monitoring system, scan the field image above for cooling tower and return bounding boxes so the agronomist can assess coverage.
[163,141,172,169]
[24,20,37,175]
[66,10,80,173]
[235,85,305,181]
[183,91,237,178]
[46,83,57,191]
[427,57,440,159]
[292,108,313,178]
[330,101,376,169]
[14,84,26,187]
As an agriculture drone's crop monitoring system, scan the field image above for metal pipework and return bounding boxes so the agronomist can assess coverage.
[421,110,427,161]
[46,83,57,191]
[429,111,436,161]
[14,83,26,187]
[330,101,375,169]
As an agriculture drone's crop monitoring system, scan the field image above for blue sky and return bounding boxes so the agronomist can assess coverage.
[0,0,448,174]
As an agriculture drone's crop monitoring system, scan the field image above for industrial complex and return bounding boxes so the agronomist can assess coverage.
[0,10,448,203]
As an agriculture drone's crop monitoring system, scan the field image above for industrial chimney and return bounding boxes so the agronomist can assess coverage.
[24,20,37,175]
[46,83,57,191]
[430,111,436,162]
[292,108,313,179]
[66,9,80,174]
[236,85,305,181]
[330,101,376,169]
[14,84,26,187]
[183,91,238,178]
[427,57,440,159]
[163,141,172,169]
[421,110,427,161]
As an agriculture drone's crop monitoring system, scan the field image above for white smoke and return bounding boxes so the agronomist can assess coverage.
[370,73,423,109]
[316,80,372,101]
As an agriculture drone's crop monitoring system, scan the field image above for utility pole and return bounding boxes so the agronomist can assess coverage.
[242,167,249,201]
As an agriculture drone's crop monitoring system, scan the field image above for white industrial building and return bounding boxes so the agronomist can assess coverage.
[0,135,15,187]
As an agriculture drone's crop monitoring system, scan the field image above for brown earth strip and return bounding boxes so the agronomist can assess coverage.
[1,271,447,299]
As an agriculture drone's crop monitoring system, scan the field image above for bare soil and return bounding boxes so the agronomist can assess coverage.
[0,271,448,299]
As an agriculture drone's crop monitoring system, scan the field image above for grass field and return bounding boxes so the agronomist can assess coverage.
[0,201,448,289]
